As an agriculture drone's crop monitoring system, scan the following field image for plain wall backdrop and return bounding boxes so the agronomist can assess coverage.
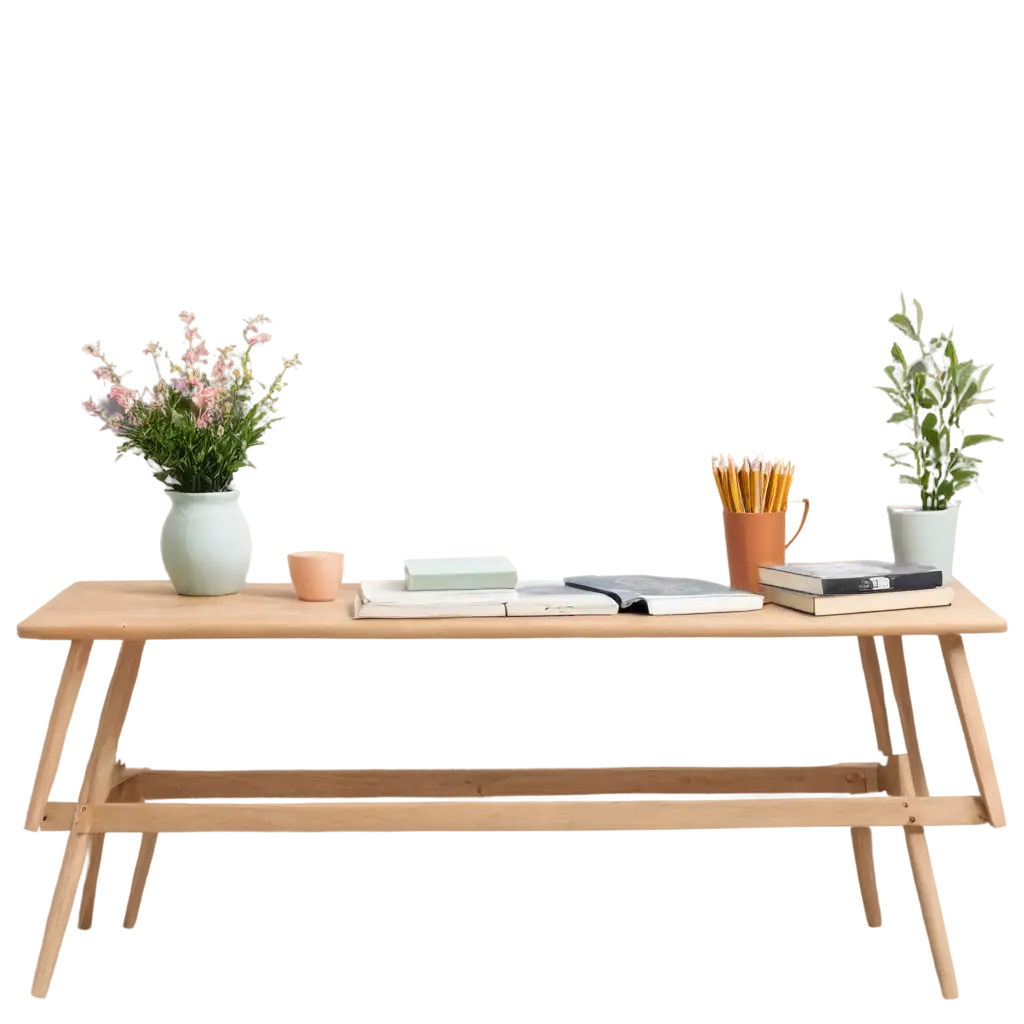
[2,6,1024,1015]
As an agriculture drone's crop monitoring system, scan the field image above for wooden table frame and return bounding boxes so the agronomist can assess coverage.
[18,581,1007,1000]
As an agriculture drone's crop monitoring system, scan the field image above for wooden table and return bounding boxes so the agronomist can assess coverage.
[18,579,1008,1000]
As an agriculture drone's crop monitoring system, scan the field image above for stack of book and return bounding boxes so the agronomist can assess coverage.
[354,557,620,618]
[758,561,953,616]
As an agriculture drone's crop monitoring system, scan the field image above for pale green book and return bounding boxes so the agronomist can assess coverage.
[404,556,518,591]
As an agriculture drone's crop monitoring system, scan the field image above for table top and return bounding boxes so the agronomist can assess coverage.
[16,579,1007,641]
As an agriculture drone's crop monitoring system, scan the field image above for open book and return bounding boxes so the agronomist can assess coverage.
[564,575,763,615]
[506,582,618,616]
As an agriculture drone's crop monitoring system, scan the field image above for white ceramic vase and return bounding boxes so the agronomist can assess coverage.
[887,503,959,586]
[160,491,252,596]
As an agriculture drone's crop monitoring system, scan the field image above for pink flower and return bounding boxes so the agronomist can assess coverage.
[194,385,225,410]
[215,344,237,372]
[187,376,202,390]
[142,342,159,356]
[242,313,270,350]
[181,337,206,370]
[192,384,227,428]
[180,309,207,370]
[82,343,101,357]
[108,385,136,410]
[93,365,114,381]
[83,398,100,415]
[170,375,189,393]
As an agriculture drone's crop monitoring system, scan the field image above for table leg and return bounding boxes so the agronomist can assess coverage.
[864,630,958,999]
[897,753,958,999]
[850,637,888,927]
[33,835,90,990]
[937,634,999,827]
[31,640,144,999]
[78,831,157,937]
[843,827,876,933]
[120,831,157,937]
[857,637,892,757]
[882,636,929,797]
[76,741,120,933]
[25,640,93,831]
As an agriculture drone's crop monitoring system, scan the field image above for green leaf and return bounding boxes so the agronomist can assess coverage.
[937,480,955,501]
[962,432,995,448]
[887,410,911,423]
[921,376,942,403]
[921,412,937,431]
[976,364,993,391]
[883,366,901,388]
[944,339,958,372]
[913,298,923,336]
[900,293,906,317]
[955,380,979,417]
[880,309,913,329]
[899,474,921,486]
[891,342,907,371]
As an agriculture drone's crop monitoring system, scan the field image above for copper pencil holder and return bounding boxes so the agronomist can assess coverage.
[723,499,809,594]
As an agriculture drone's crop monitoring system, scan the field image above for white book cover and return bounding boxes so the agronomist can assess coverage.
[359,580,517,607]
[353,594,507,618]
[507,581,619,616]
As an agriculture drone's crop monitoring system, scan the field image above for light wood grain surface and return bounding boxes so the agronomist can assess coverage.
[16,577,1007,638]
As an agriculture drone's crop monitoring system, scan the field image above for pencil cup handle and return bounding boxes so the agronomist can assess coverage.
[786,497,811,552]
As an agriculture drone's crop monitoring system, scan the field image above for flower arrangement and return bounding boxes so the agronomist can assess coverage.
[84,312,301,492]
[878,295,1000,510]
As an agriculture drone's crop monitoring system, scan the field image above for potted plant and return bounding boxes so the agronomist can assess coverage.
[877,295,1001,584]
[83,312,302,596]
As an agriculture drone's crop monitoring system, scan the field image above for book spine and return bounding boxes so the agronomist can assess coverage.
[819,571,943,595]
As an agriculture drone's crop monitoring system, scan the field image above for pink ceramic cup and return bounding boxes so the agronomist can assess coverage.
[287,551,345,602]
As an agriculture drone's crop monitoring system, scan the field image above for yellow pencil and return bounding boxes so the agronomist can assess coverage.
[728,455,742,512]
[712,453,796,514]
[781,461,794,510]
[764,461,776,512]
[767,461,780,512]
[718,454,730,511]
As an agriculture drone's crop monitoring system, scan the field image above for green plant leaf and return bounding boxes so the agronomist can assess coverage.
[887,410,911,423]
[899,474,921,486]
[891,342,907,371]
[962,432,995,448]
[900,293,906,317]
[913,298,923,336]
[880,309,913,329]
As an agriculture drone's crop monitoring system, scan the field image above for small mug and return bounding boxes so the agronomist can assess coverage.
[722,500,810,594]
[288,551,345,602]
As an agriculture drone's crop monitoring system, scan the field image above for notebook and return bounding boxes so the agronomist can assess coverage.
[354,580,619,618]
[763,585,954,616]
[353,594,506,619]
[563,575,763,615]
[758,561,942,596]
[404,556,518,591]
[355,579,512,618]
[507,582,619,617]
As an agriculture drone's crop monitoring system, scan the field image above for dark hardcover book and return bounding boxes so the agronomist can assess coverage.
[758,560,942,596]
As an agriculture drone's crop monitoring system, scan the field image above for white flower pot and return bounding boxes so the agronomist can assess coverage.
[887,502,960,586]
[160,491,252,596]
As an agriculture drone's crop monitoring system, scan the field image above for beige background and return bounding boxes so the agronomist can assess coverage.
[2,9,1024,1024]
